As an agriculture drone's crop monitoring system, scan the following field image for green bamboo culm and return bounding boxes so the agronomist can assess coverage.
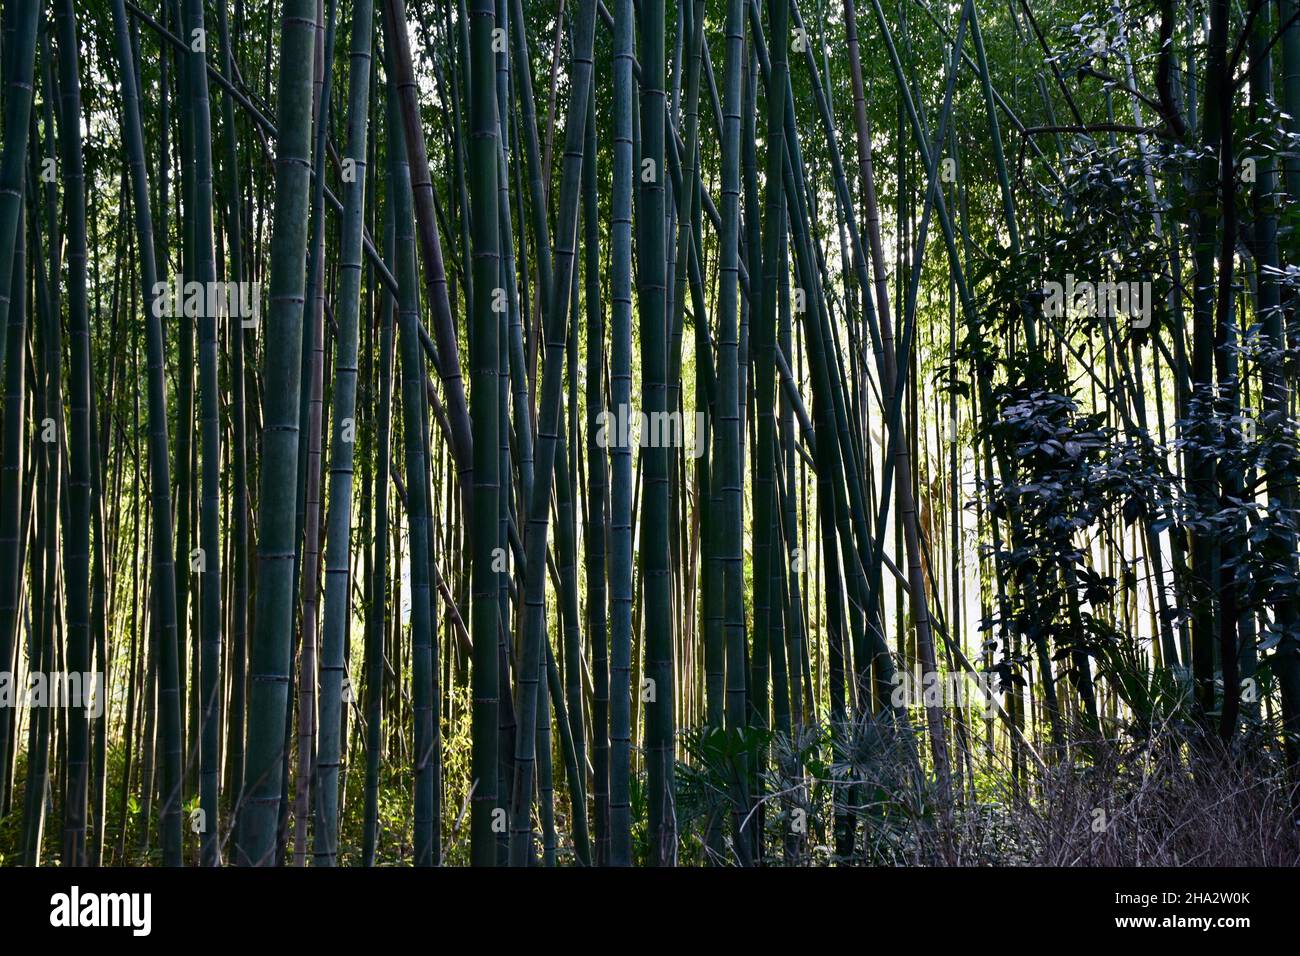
[380,41,439,867]
[216,0,250,841]
[717,0,750,863]
[582,87,610,864]
[0,0,39,819]
[178,0,225,868]
[6,3,37,836]
[315,0,376,866]
[171,0,196,799]
[237,0,319,867]
[0,0,36,375]
[362,141,397,867]
[468,0,502,868]
[506,0,598,867]
[24,104,60,863]
[747,0,792,864]
[491,0,521,869]
[501,0,551,866]
[109,0,185,866]
[292,0,340,866]
[640,0,676,867]
[0,172,23,825]
[55,0,94,868]
[607,0,635,867]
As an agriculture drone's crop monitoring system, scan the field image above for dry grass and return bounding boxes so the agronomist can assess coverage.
[750,714,1300,866]
[934,721,1300,866]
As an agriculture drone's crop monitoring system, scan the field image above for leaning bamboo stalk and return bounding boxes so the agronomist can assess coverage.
[381,0,474,490]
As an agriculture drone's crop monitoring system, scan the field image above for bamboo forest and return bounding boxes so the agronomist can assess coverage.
[0,0,1298,876]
